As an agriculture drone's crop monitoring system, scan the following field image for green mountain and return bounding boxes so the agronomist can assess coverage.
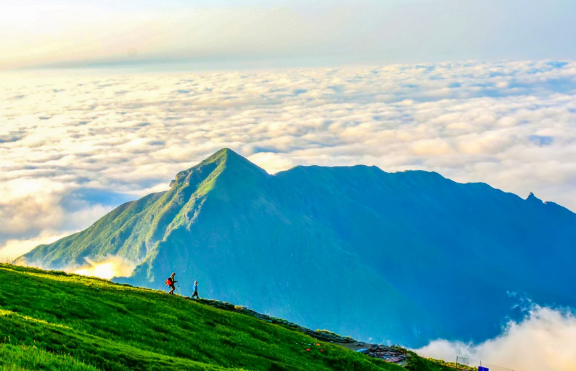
[0,263,457,371]
[18,148,576,347]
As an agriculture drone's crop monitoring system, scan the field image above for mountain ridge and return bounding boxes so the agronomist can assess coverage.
[18,148,576,347]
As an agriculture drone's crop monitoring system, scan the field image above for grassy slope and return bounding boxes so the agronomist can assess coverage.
[0,344,98,371]
[404,353,475,371]
[0,264,407,371]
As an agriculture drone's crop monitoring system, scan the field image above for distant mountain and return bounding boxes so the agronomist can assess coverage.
[19,149,576,347]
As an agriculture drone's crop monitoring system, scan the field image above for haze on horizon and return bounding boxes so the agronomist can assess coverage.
[2,0,576,70]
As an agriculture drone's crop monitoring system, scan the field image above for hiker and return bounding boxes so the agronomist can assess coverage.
[166,273,177,295]
[191,280,199,299]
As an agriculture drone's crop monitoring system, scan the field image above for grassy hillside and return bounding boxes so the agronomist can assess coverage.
[0,263,417,371]
[404,353,476,371]
[0,344,98,371]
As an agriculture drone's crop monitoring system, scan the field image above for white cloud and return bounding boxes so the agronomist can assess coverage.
[413,306,576,371]
[0,179,66,235]
[0,231,71,262]
[1,59,576,260]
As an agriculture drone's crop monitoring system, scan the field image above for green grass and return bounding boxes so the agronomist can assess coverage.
[0,264,409,371]
[0,344,98,371]
[404,352,475,371]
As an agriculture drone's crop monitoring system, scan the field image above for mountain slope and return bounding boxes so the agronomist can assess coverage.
[19,148,576,347]
[0,263,433,371]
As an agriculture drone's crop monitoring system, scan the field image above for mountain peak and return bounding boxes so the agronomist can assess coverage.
[526,192,544,204]
[209,147,237,158]
[170,148,267,188]
[204,148,244,165]
[200,148,266,174]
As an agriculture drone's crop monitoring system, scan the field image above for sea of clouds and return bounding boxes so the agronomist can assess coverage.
[1,59,576,260]
[1,59,576,369]
[414,305,576,371]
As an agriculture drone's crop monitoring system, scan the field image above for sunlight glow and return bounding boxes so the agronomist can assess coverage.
[73,257,135,280]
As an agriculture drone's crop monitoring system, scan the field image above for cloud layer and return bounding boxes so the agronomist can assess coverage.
[414,305,576,371]
[1,59,576,259]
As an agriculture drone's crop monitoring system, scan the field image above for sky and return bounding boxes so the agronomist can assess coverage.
[2,2,576,369]
[2,0,576,70]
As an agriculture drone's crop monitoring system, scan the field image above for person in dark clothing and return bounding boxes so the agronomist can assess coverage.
[166,273,177,295]
[191,280,199,299]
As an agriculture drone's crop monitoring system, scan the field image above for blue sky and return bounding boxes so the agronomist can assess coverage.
[2,0,576,70]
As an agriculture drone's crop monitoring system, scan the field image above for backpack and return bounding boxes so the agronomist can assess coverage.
[165,278,173,286]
